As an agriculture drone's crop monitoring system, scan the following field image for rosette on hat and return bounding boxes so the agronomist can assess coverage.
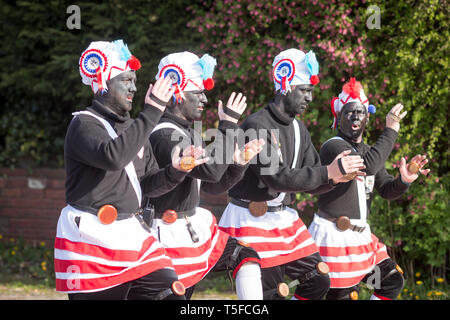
[156,51,216,103]
[79,39,141,94]
[330,77,376,129]
[272,48,320,95]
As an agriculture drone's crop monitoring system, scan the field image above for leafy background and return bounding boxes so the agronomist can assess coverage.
[0,0,448,297]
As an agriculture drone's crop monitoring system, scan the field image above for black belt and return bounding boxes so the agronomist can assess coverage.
[116,211,142,221]
[155,208,196,219]
[71,205,151,232]
[230,198,286,212]
[317,210,366,233]
[71,204,143,221]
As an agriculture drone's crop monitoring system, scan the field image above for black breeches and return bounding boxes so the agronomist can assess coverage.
[326,258,404,300]
[261,252,330,300]
[68,268,186,300]
[184,237,261,300]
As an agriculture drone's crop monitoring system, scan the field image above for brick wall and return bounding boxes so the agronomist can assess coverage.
[0,168,66,245]
[0,168,229,245]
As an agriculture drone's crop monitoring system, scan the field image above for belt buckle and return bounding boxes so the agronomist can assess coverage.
[97,204,117,225]
[162,209,178,224]
[335,216,351,231]
[248,201,268,217]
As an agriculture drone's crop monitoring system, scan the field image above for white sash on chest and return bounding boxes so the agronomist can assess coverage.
[151,122,201,194]
[72,111,142,206]
[322,136,367,221]
[266,119,301,206]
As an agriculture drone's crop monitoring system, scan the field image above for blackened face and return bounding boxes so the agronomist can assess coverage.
[99,70,137,117]
[282,84,314,117]
[338,102,368,142]
[179,90,208,121]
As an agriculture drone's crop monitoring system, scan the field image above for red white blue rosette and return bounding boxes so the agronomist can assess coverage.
[79,49,108,78]
[159,64,187,90]
[273,58,295,94]
[159,64,187,103]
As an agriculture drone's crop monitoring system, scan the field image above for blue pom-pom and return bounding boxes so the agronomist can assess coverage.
[112,39,132,61]
[305,51,319,75]
[198,54,217,80]
[368,104,376,114]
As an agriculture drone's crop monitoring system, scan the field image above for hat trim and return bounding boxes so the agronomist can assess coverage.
[80,49,109,78]
[273,58,296,84]
[159,64,187,90]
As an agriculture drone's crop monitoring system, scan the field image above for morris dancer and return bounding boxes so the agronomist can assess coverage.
[54,40,207,300]
[218,48,366,300]
[308,77,429,300]
[129,51,265,300]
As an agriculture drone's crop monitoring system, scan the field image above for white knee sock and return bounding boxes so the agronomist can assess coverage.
[235,262,263,300]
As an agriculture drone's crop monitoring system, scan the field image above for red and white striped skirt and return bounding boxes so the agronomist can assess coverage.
[218,203,319,269]
[151,207,229,288]
[54,205,174,293]
[308,213,389,288]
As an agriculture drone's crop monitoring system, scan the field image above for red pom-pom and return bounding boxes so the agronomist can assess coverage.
[128,56,141,71]
[342,77,362,99]
[203,78,214,90]
[310,75,320,85]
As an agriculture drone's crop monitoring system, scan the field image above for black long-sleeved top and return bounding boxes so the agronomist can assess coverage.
[318,129,409,219]
[148,112,247,213]
[64,100,187,214]
[228,102,334,205]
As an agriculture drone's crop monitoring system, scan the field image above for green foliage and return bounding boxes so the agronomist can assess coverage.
[363,0,449,283]
[0,0,203,168]
[0,236,54,286]
[369,173,450,281]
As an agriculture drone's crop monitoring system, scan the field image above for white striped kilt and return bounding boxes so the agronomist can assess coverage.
[151,207,229,288]
[218,203,319,268]
[308,213,389,288]
[54,205,174,293]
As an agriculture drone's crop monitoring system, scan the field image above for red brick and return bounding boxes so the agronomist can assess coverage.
[52,200,67,210]
[0,178,6,188]
[24,188,46,199]
[8,227,56,241]
[0,207,22,217]
[1,207,59,218]
[10,217,57,229]
[1,188,22,197]
[0,198,12,208]
[46,179,65,189]
[0,167,66,244]
[37,208,60,218]
[5,177,28,188]
[44,189,65,200]
[32,168,65,179]
[0,168,27,177]
[4,198,54,209]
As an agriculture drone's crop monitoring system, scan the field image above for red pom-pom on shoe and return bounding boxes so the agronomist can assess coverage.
[203,78,214,90]
[310,75,320,85]
[128,56,141,71]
